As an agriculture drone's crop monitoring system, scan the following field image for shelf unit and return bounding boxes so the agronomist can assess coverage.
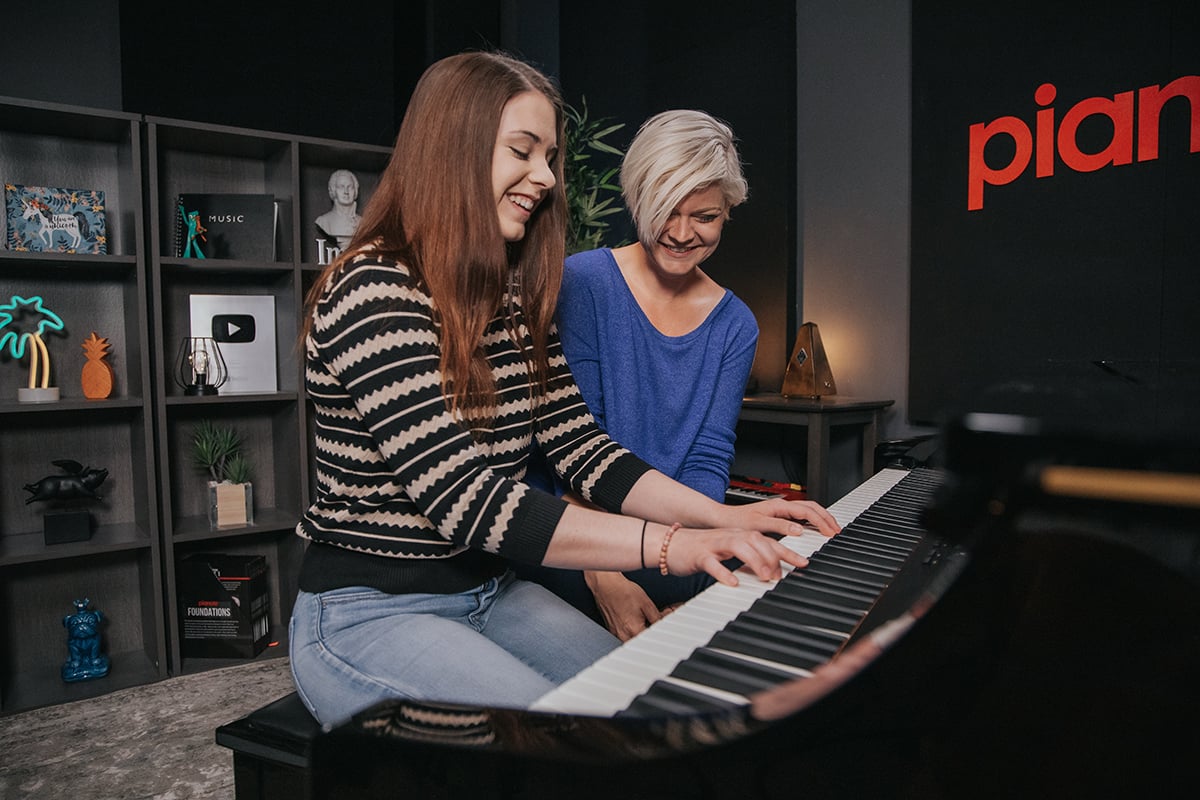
[0,96,165,713]
[0,95,391,713]
[144,116,391,676]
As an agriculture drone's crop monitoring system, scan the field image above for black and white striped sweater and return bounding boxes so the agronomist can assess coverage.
[296,252,651,595]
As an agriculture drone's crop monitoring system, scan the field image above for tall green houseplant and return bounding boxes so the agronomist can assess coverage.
[564,98,628,254]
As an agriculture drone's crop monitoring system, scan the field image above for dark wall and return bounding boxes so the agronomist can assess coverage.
[910,0,1200,437]
[2,0,124,109]
[118,1,405,146]
[560,0,798,391]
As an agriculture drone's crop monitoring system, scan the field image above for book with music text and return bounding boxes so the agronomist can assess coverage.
[4,183,107,254]
[174,193,277,261]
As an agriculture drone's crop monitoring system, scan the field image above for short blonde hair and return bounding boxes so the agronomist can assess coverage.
[620,110,748,246]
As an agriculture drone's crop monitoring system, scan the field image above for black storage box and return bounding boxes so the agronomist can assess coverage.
[43,510,93,544]
[179,553,270,658]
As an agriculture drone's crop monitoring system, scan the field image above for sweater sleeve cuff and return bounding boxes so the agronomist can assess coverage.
[506,488,569,565]
[589,451,653,513]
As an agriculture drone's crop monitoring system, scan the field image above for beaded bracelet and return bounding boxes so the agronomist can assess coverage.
[658,523,682,576]
[640,519,648,570]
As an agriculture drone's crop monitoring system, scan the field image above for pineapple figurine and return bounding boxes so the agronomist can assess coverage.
[81,331,114,399]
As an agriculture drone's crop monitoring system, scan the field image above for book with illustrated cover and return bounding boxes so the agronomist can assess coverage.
[4,183,107,254]
[174,193,277,261]
[189,294,278,394]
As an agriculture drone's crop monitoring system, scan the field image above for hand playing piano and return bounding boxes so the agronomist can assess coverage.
[665,498,842,587]
[722,497,842,540]
[584,570,663,641]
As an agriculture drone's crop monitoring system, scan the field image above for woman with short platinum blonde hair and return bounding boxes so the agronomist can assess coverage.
[621,109,749,249]
[519,109,813,643]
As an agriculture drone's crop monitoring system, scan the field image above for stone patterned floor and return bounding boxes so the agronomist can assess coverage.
[0,658,295,799]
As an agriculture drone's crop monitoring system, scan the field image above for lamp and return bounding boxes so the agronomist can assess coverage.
[781,322,837,399]
[175,336,228,396]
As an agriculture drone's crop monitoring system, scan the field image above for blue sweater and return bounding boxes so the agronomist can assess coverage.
[555,248,758,501]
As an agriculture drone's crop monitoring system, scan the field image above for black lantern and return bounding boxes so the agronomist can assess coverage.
[175,336,228,395]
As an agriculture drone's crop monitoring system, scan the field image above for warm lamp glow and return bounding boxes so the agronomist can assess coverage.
[175,336,228,395]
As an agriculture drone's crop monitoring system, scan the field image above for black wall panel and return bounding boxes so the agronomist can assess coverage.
[910,1,1199,436]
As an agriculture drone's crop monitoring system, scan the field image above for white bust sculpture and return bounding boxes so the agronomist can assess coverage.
[314,169,361,248]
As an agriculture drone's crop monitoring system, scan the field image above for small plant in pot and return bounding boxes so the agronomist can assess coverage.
[191,420,254,529]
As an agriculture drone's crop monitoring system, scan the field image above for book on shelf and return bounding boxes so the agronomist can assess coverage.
[189,294,278,394]
[174,193,277,261]
[4,183,107,254]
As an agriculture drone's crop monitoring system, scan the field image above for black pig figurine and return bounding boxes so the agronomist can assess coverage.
[24,460,109,504]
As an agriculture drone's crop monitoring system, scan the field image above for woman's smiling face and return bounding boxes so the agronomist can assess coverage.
[647,184,728,275]
[492,90,558,242]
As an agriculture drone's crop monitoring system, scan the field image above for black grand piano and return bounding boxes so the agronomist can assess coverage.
[310,414,1200,798]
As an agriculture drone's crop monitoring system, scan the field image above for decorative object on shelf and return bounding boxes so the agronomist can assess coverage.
[80,331,115,399]
[191,420,254,529]
[178,200,207,258]
[179,553,270,658]
[4,183,107,254]
[62,598,110,682]
[173,193,277,260]
[1,293,65,403]
[174,336,228,396]
[564,98,628,255]
[24,458,109,544]
[782,321,838,399]
[24,459,109,504]
[188,294,277,394]
[314,169,361,258]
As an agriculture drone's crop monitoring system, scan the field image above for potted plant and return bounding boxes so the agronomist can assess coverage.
[564,98,629,254]
[191,419,254,529]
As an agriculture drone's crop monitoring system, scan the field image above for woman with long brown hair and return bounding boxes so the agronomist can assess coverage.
[289,51,839,727]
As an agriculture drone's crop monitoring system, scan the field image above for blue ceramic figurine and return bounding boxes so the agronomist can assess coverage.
[62,598,110,682]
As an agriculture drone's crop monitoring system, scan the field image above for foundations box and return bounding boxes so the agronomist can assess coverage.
[179,553,270,658]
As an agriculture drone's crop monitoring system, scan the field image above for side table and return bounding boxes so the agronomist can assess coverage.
[738,394,894,504]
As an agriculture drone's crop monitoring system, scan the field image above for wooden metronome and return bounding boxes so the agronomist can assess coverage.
[781,322,837,398]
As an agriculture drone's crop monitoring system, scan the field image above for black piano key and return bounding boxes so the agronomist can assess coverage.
[620,679,743,718]
[857,503,925,523]
[781,570,880,605]
[852,520,924,544]
[806,540,907,570]
[799,560,890,591]
[735,609,845,655]
[817,535,912,560]
[767,581,873,617]
[723,613,854,656]
[807,549,895,579]
[669,648,797,696]
[708,628,828,671]
[755,593,860,633]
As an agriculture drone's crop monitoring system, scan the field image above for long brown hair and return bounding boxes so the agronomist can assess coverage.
[303,51,566,425]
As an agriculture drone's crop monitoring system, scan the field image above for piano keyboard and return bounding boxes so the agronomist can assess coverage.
[530,467,940,717]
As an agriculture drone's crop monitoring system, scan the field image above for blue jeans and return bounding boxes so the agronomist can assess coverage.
[288,571,620,727]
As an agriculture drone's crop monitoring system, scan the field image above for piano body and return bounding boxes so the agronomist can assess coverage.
[312,414,1200,799]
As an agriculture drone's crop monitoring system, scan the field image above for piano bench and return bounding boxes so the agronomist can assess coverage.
[216,691,321,800]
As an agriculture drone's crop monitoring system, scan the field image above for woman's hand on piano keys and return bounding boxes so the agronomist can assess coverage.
[657,498,843,586]
[666,526,814,586]
[721,497,842,540]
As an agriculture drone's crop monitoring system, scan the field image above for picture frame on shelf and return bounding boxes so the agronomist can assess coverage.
[4,183,107,255]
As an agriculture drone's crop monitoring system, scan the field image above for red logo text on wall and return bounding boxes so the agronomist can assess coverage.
[968,75,1199,210]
